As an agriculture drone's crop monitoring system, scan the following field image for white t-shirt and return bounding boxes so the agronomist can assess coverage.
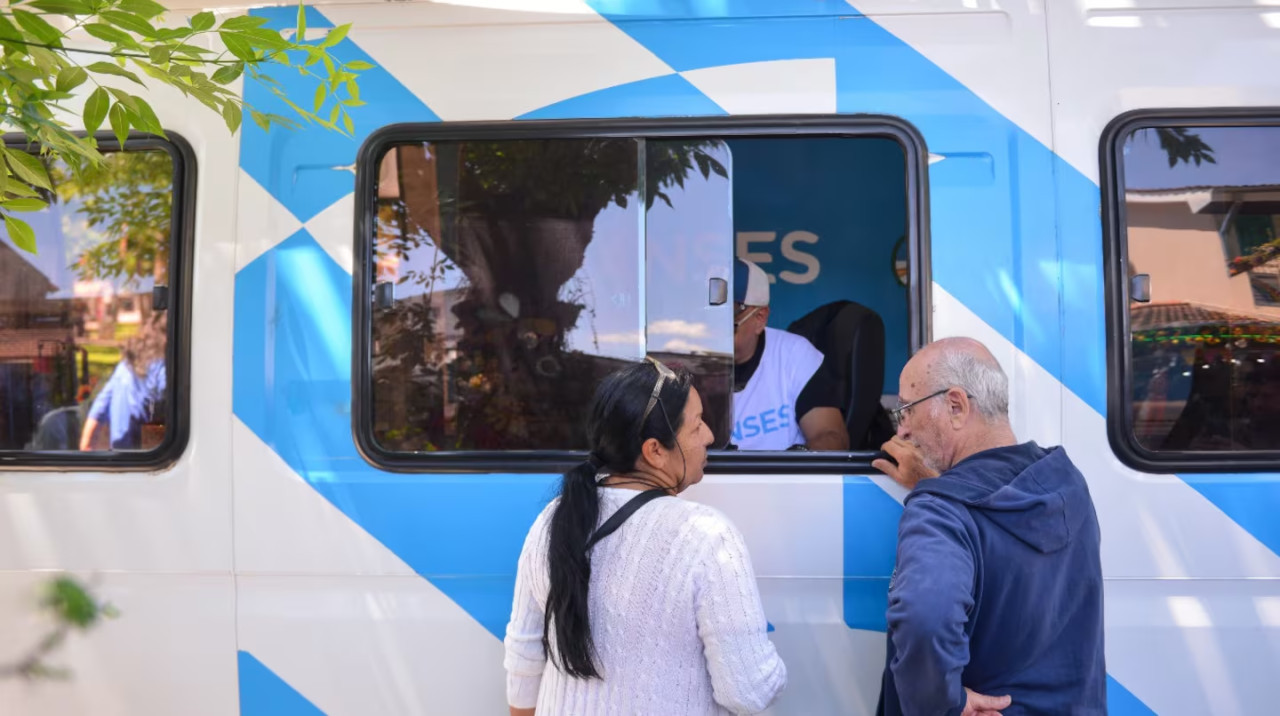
[732,327,824,450]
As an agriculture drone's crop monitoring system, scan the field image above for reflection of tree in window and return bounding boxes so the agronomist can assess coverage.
[371,139,728,452]
[50,151,173,286]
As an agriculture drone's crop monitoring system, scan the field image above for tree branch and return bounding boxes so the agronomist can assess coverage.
[1,36,241,65]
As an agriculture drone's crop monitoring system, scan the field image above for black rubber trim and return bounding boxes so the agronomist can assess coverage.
[0,131,194,472]
[352,115,930,474]
[1101,109,1280,473]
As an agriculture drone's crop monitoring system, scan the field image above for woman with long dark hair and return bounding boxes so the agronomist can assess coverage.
[504,358,786,715]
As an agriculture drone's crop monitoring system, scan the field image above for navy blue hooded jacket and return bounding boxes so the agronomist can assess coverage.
[877,442,1105,716]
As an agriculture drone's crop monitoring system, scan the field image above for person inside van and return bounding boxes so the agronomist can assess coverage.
[732,258,849,451]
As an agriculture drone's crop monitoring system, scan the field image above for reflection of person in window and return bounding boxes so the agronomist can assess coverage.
[731,259,849,451]
[1247,356,1280,450]
[79,314,166,451]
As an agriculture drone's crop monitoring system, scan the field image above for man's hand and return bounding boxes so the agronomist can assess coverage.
[871,436,938,490]
[962,688,1011,716]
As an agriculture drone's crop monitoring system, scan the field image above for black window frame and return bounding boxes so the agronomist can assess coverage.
[353,115,930,474]
[1102,108,1280,473]
[0,131,195,472]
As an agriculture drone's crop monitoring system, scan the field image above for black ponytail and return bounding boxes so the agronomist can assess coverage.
[542,459,602,678]
[542,360,693,679]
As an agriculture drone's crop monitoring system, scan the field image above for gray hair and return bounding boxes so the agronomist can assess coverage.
[929,348,1009,420]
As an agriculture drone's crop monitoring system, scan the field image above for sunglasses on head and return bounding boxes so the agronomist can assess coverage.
[641,356,677,428]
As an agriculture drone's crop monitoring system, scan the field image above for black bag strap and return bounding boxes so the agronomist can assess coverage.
[585,488,667,551]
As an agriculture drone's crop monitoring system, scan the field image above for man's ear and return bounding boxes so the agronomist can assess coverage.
[947,388,969,427]
[755,306,770,333]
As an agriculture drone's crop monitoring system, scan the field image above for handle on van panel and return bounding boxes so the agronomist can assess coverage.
[708,277,728,306]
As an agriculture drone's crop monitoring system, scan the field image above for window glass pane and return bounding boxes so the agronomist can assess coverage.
[645,140,735,447]
[370,139,643,451]
[364,130,917,459]
[1123,125,1280,452]
[727,136,906,452]
[0,149,174,453]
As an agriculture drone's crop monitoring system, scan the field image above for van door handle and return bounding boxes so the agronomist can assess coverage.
[708,277,728,306]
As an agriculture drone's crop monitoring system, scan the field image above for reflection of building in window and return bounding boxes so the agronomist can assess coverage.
[0,241,80,448]
[1126,186,1280,317]
[1125,185,1280,452]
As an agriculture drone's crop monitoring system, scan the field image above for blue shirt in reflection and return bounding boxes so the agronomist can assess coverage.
[88,360,166,449]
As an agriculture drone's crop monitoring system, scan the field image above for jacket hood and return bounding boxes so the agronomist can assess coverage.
[909,443,1091,553]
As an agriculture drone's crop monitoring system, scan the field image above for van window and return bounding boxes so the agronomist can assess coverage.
[1111,119,1280,466]
[0,140,190,467]
[355,120,926,469]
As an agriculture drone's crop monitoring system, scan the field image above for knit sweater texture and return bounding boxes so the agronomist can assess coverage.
[504,487,787,715]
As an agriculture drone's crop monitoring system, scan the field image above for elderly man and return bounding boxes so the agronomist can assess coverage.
[872,337,1105,716]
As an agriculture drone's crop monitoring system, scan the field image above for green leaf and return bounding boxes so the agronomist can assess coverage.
[87,61,145,86]
[130,97,164,136]
[4,149,51,190]
[304,48,323,66]
[171,46,215,60]
[320,23,349,48]
[296,3,306,42]
[55,65,87,92]
[191,11,215,32]
[108,102,130,145]
[154,27,195,42]
[117,0,167,19]
[84,22,134,46]
[222,101,241,133]
[328,103,339,124]
[134,59,174,83]
[249,108,270,132]
[342,109,353,135]
[276,94,305,118]
[149,45,171,64]
[0,15,22,42]
[345,60,374,71]
[13,10,62,46]
[313,82,326,112]
[340,98,367,107]
[220,15,270,31]
[2,197,48,212]
[29,0,92,16]
[264,112,299,130]
[241,28,290,51]
[28,46,59,73]
[4,215,37,253]
[211,61,244,85]
[344,78,359,101]
[101,11,157,38]
[219,31,257,62]
[2,179,40,198]
[84,86,109,134]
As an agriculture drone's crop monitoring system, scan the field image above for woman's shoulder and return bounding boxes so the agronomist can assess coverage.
[648,494,746,546]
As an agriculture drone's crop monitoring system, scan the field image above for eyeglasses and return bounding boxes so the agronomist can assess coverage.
[734,304,761,330]
[641,356,677,428]
[889,387,969,428]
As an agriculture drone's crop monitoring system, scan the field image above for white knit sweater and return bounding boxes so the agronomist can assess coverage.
[504,487,787,715]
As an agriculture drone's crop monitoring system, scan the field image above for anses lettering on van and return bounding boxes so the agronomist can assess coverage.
[736,230,820,285]
[731,404,793,443]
